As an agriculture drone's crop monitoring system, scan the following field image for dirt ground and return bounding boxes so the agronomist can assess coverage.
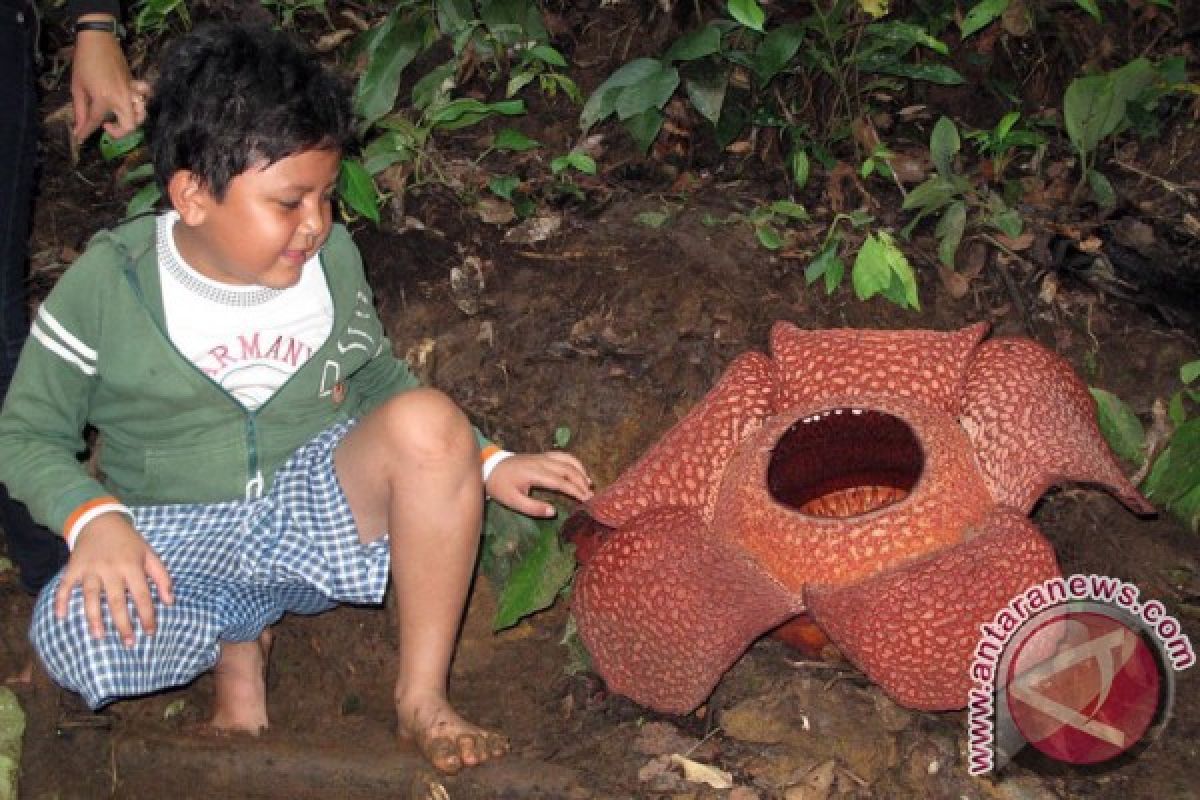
[4,3,1200,798]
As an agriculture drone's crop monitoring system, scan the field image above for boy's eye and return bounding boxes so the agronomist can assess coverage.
[278,199,302,210]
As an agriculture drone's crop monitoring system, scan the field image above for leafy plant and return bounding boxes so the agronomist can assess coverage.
[746,199,809,250]
[802,210,919,310]
[130,0,190,35]
[580,0,963,159]
[963,111,1046,183]
[1062,57,1176,206]
[341,0,570,220]
[1092,360,1200,533]
[805,210,874,294]
[901,116,1022,268]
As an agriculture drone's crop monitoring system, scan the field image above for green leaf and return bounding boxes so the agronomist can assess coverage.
[119,162,155,186]
[428,98,525,130]
[353,10,425,128]
[756,224,784,250]
[876,62,965,85]
[99,129,144,161]
[1143,419,1200,506]
[902,175,960,213]
[411,61,457,112]
[615,65,680,120]
[1181,360,1200,385]
[125,184,161,218]
[853,231,919,309]
[930,116,960,179]
[636,210,671,228]
[528,44,568,67]
[728,0,766,31]
[337,159,381,223]
[1072,0,1103,21]
[684,64,730,127]
[935,201,966,267]
[666,24,722,62]
[1090,388,1146,465]
[789,149,810,188]
[805,240,844,295]
[567,153,598,174]
[769,200,809,220]
[489,175,520,201]
[625,108,665,153]
[852,233,892,301]
[1088,169,1117,207]
[990,208,1023,238]
[580,58,665,131]
[960,0,1009,39]
[553,426,572,448]
[492,513,576,631]
[867,21,950,56]
[753,23,804,84]
[506,71,537,98]
[494,128,541,152]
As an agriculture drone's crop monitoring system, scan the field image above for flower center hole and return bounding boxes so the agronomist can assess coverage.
[767,409,923,518]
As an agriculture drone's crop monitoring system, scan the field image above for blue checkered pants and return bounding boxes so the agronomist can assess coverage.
[29,421,391,708]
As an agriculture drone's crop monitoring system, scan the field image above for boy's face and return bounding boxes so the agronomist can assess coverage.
[171,147,341,289]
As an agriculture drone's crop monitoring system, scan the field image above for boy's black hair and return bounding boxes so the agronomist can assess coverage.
[146,23,355,200]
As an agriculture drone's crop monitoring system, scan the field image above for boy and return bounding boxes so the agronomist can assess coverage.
[0,23,592,775]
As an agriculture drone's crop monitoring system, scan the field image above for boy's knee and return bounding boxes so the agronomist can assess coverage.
[376,389,475,462]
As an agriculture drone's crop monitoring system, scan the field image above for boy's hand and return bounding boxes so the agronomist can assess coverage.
[54,513,174,647]
[486,452,593,518]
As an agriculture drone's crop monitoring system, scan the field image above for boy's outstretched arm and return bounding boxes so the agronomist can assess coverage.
[54,513,173,648]
[484,452,593,517]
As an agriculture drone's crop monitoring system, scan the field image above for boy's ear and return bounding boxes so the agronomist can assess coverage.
[167,170,214,226]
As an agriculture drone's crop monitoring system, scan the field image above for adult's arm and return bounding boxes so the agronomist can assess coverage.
[65,1,149,141]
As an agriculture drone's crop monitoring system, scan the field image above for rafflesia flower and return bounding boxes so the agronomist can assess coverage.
[570,322,1152,713]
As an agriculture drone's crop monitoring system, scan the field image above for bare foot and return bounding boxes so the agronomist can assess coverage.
[208,629,273,734]
[396,691,509,775]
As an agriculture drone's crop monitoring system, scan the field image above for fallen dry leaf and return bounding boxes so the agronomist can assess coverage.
[1078,236,1104,254]
[1183,213,1200,238]
[314,29,355,52]
[784,759,836,800]
[450,256,487,315]
[504,213,563,244]
[994,231,1035,251]
[937,265,970,299]
[670,754,734,789]
[475,196,516,226]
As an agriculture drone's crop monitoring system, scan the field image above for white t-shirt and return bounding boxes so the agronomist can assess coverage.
[156,211,334,410]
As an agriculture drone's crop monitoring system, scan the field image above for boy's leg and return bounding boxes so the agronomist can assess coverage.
[334,388,507,774]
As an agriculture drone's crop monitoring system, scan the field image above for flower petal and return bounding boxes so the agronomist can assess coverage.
[771,321,989,415]
[806,507,1060,710]
[960,337,1154,514]
[573,507,802,714]
[587,351,776,526]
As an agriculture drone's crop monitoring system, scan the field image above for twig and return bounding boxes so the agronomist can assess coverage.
[784,658,853,671]
[1111,159,1200,207]
[974,233,1037,338]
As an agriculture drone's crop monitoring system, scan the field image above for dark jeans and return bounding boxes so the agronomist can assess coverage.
[1,0,70,593]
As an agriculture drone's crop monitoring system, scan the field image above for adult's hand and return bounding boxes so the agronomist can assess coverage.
[71,15,150,142]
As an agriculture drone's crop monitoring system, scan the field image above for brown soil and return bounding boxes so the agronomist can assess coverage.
[4,4,1200,798]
